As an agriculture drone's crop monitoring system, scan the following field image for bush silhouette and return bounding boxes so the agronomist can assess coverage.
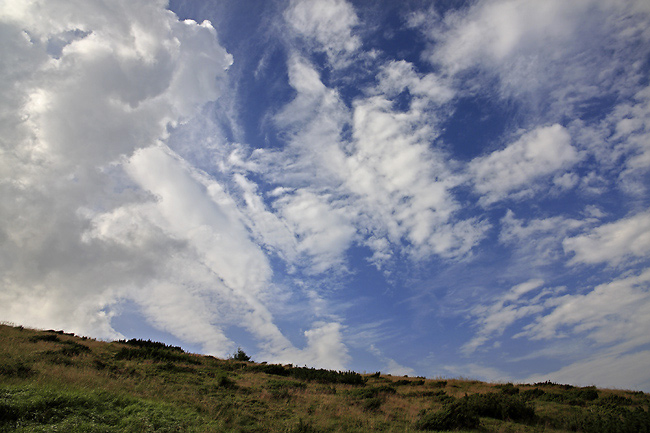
[230,347,251,362]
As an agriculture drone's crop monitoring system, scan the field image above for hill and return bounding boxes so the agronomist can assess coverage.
[1,324,648,432]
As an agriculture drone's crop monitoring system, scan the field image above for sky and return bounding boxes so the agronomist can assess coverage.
[1,0,650,391]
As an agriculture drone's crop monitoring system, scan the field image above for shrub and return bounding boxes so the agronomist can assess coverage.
[117,338,184,353]
[252,363,289,376]
[521,388,546,400]
[265,379,306,390]
[114,347,199,364]
[230,347,251,362]
[289,418,321,433]
[394,379,425,386]
[361,397,383,412]
[596,394,634,406]
[430,380,447,388]
[0,361,34,378]
[287,367,364,385]
[348,386,396,400]
[496,383,520,395]
[462,393,535,422]
[415,401,479,431]
[29,334,60,343]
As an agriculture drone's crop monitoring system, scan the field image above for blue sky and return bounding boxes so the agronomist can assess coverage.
[2,0,650,391]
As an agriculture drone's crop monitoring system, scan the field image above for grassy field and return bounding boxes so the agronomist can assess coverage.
[1,324,648,432]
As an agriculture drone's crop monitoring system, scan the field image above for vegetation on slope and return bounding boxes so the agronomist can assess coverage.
[1,324,649,432]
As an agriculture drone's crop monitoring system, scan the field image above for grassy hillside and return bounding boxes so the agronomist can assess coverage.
[1,324,648,432]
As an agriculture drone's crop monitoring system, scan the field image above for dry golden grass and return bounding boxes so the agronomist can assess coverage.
[1,324,648,433]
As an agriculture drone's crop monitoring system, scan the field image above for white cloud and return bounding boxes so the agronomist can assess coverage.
[526,350,650,391]
[463,279,559,354]
[563,210,650,266]
[284,0,361,68]
[520,268,650,349]
[256,56,488,267]
[274,189,357,274]
[260,321,350,371]
[0,0,244,354]
[499,210,589,266]
[368,344,415,377]
[424,0,650,116]
[469,124,579,204]
[375,60,454,105]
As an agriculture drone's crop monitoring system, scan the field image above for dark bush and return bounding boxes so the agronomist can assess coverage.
[496,383,520,395]
[217,374,237,389]
[29,334,60,343]
[574,386,599,401]
[361,397,383,412]
[430,380,447,388]
[290,418,322,433]
[521,387,546,400]
[252,363,290,376]
[552,406,650,433]
[415,401,479,431]
[230,347,251,362]
[596,394,634,406]
[0,361,34,378]
[57,341,91,357]
[265,379,306,390]
[114,347,199,364]
[534,380,574,389]
[287,367,364,385]
[462,393,535,422]
[348,386,396,400]
[394,379,425,386]
[117,338,184,353]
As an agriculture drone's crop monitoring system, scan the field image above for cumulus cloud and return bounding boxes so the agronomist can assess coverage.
[469,124,579,204]
[0,0,232,341]
[0,0,348,365]
[563,211,650,266]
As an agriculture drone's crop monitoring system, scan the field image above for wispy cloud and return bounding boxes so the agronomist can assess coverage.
[462,279,560,354]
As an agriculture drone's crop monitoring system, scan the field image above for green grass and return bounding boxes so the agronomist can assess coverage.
[0,324,648,432]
